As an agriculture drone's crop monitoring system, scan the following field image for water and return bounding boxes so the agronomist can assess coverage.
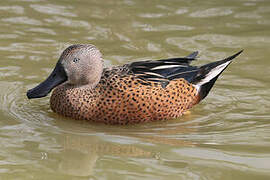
[0,0,270,179]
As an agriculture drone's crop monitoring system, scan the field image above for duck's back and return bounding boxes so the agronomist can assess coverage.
[97,67,200,124]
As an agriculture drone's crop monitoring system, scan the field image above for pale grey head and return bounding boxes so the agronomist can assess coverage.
[60,44,103,87]
[27,44,104,99]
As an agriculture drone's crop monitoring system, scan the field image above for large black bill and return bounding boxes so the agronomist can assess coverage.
[27,62,67,99]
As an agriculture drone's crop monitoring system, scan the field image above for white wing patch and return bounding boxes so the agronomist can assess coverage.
[151,64,185,70]
[193,61,231,92]
[144,72,165,78]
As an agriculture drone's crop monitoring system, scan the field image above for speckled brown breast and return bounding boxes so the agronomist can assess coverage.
[50,71,200,125]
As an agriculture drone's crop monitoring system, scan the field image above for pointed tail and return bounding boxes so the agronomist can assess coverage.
[193,50,243,101]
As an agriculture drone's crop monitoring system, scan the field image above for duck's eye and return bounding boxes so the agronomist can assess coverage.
[73,58,80,63]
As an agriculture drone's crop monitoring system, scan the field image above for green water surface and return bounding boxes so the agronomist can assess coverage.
[0,0,270,179]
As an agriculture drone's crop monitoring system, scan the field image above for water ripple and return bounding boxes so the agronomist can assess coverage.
[27,28,56,35]
[44,16,91,29]
[137,13,165,18]
[133,22,193,32]
[0,82,54,126]
[2,16,42,25]
[166,34,270,57]
[0,5,24,14]
[30,4,76,17]
[234,12,262,19]
[189,7,233,18]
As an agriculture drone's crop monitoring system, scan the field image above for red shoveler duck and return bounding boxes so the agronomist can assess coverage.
[27,44,242,125]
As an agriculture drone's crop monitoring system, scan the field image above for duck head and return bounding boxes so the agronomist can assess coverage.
[27,44,103,99]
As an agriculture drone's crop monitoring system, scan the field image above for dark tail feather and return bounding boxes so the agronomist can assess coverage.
[193,50,243,100]
[197,76,219,100]
[186,51,199,59]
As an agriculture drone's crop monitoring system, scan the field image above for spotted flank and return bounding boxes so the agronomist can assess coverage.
[27,44,243,125]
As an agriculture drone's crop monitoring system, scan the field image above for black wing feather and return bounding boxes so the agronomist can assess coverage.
[128,51,199,84]
[126,50,242,99]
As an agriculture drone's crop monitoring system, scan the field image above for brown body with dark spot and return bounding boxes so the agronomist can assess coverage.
[51,72,199,125]
[27,44,242,125]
